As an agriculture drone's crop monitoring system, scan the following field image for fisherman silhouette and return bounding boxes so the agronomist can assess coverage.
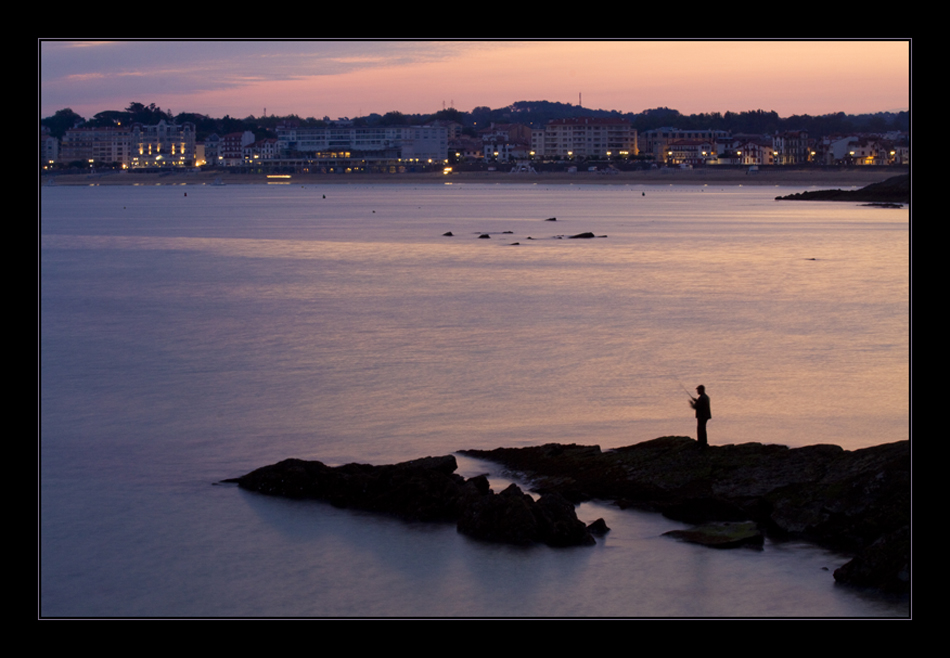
[689,385,711,447]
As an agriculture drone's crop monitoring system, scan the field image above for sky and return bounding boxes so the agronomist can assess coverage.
[39,40,911,122]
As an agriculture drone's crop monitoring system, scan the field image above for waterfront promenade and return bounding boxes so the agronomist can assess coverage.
[43,167,907,188]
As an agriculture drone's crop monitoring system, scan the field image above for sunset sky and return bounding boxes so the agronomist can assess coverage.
[39,40,910,121]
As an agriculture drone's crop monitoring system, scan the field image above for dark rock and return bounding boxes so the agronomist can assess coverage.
[658,496,749,525]
[227,436,909,593]
[225,454,466,522]
[587,518,610,535]
[225,454,596,548]
[462,437,909,593]
[455,481,596,547]
[466,473,491,495]
[457,483,541,545]
[443,231,454,236]
[775,174,908,204]
[533,490,596,546]
[478,233,490,239]
[833,525,909,592]
[566,232,607,239]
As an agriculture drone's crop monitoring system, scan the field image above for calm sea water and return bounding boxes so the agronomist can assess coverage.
[40,181,909,617]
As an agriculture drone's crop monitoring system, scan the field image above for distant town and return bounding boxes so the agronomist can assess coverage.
[40,100,910,176]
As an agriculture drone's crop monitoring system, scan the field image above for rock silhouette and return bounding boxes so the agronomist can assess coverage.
[462,438,909,593]
[774,174,908,204]
[224,436,908,593]
[224,454,595,548]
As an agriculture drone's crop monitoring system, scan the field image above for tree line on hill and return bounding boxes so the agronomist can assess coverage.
[42,100,909,143]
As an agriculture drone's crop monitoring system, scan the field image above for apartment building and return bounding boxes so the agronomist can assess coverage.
[218,131,256,166]
[60,125,132,166]
[772,131,810,165]
[533,117,637,159]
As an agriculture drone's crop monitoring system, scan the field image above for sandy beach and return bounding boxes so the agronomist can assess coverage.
[42,167,907,189]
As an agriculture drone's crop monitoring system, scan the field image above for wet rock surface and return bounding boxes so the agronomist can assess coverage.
[461,437,909,593]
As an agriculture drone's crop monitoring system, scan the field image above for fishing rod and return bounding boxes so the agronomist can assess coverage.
[669,374,697,401]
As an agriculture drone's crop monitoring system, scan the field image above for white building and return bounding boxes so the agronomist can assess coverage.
[130,120,196,168]
[276,123,448,162]
[40,128,59,169]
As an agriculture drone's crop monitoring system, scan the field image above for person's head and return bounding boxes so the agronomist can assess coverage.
[696,385,705,394]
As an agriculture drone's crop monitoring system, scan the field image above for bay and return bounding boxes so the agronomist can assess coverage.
[39,181,909,617]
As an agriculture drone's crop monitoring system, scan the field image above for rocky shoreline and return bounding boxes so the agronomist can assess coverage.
[224,436,909,594]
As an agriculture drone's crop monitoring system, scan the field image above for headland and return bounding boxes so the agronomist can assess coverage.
[774,173,908,204]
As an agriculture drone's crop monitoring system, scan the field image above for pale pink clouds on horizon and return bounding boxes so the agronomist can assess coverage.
[40,40,910,120]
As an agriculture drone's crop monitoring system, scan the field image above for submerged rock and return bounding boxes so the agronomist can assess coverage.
[664,521,764,549]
